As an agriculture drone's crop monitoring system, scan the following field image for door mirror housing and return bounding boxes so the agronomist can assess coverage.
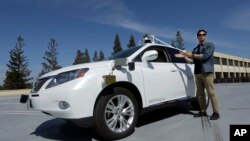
[142,50,158,62]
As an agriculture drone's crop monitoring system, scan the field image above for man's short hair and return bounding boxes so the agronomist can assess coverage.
[197,29,207,36]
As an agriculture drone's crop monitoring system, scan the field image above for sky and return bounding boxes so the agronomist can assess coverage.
[1,0,250,85]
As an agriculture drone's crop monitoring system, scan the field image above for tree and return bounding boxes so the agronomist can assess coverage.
[113,33,122,54]
[73,50,84,65]
[98,50,105,61]
[171,40,176,47]
[3,36,32,89]
[127,34,136,48]
[83,49,90,63]
[93,51,99,62]
[174,30,185,50]
[40,38,61,76]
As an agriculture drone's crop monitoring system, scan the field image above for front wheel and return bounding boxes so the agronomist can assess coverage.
[94,87,138,140]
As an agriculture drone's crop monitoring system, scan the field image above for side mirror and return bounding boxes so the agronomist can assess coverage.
[141,50,158,62]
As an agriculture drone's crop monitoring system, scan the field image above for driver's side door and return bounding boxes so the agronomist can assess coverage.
[136,46,185,106]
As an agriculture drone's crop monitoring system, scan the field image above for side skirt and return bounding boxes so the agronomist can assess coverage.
[140,97,196,115]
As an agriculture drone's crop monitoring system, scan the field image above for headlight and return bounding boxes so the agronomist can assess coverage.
[46,68,89,89]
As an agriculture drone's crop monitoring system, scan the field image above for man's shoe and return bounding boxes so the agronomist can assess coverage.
[194,112,207,118]
[210,112,220,120]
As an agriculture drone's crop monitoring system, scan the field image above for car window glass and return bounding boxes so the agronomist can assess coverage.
[133,53,142,62]
[108,46,141,60]
[166,48,186,63]
[149,49,167,63]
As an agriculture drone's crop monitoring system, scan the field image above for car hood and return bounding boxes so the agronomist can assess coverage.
[40,60,114,79]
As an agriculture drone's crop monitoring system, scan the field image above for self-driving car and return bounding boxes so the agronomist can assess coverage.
[21,34,203,140]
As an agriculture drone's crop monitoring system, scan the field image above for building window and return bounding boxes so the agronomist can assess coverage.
[248,63,250,68]
[236,73,240,78]
[244,62,247,68]
[240,61,243,67]
[222,58,227,65]
[215,72,221,79]
[230,73,234,78]
[235,60,239,66]
[241,73,245,77]
[223,72,228,78]
[214,57,220,65]
[229,59,233,66]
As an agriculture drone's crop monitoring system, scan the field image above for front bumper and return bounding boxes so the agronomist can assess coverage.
[20,92,93,119]
[19,77,101,120]
[20,94,93,127]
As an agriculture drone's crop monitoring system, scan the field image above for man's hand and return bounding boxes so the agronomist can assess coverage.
[174,51,193,64]
[174,53,185,58]
[180,51,192,58]
[175,50,188,58]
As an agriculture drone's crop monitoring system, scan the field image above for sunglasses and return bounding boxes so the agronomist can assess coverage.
[198,34,206,37]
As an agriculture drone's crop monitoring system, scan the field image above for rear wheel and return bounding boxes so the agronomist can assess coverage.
[94,87,138,140]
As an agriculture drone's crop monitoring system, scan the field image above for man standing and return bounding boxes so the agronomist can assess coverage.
[179,29,220,120]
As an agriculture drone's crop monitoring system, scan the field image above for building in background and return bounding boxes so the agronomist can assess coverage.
[214,52,250,83]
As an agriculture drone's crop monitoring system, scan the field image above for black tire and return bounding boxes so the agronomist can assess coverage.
[191,93,210,111]
[94,87,139,140]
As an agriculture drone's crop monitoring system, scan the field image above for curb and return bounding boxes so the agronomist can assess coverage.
[0,89,31,96]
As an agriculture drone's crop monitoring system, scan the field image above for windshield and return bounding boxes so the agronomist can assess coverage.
[108,46,141,60]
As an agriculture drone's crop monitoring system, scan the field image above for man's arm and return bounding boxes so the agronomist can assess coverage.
[181,51,202,60]
[200,43,215,61]
[184,56,193,64]
[175,51,193,63]
[182,43,215,61]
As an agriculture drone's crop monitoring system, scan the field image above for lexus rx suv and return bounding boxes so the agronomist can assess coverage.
[20,35,202,140]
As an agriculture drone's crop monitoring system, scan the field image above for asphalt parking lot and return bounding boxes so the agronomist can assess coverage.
[0,83,250,141]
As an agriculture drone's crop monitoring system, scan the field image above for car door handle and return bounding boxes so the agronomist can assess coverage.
[171,70,177,72]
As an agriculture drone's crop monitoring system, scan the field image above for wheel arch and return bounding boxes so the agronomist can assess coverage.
[94,81,143,113]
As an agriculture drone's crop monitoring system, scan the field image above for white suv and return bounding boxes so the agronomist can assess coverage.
[21,35,200,140]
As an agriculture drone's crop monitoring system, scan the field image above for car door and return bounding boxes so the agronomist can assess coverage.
[165,47,196,98]
[136,46,186,106]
